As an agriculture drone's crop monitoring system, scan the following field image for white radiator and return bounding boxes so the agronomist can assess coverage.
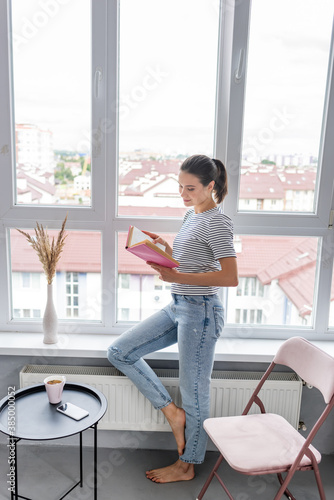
[20,365,302,431]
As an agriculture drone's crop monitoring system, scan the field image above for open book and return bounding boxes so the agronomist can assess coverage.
[125,226,179,268]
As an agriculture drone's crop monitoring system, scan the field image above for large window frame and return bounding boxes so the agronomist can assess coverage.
[0,0,334,340]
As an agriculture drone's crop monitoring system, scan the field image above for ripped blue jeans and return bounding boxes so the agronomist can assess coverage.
[107,293,224,464]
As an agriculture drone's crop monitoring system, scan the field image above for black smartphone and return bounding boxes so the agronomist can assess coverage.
[56,402,89,420]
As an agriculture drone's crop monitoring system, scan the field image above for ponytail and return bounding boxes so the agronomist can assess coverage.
[211,158,228,204]
[180,154,228,204]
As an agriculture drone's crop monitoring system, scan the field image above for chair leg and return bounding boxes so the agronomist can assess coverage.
[213,469,235,500]
[197,454,224,500]
[312,462,326,500]
[273,467,298,500]
[277,473,296,500]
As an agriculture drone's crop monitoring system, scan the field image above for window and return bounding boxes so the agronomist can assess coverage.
[154,275,171,292]
[13,308,41,319]
[236,277,264,299]
[238,0,333,214]
[22,273,30,288]
[234,308,263,326]
[244,277,256,296]
[119,274,130,290]
[1,0,334,341]
[118,0,219,217]
[66,272,79,319]
[11,0,92,207]
[119,308,130,322]
[19,272,40,289]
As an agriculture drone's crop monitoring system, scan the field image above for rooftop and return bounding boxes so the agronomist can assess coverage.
[10,229,334,317]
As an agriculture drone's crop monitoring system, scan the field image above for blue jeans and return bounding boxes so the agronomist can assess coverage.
[107,293,224,464]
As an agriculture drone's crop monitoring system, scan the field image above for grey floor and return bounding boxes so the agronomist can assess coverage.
[1,444,334,500]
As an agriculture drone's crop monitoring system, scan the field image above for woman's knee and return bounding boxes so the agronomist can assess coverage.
[107,343,127,366]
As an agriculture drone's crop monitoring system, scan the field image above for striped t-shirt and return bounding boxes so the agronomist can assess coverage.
[171,207,236,295]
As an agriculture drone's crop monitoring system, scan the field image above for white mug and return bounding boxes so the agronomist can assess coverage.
[44,375,66,404]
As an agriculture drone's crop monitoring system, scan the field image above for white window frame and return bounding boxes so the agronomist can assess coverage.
[0,0,334,341]
[0,0,110,334]
[217,0,334,339]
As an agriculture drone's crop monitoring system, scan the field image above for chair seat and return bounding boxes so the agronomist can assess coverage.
[204,413,321,474]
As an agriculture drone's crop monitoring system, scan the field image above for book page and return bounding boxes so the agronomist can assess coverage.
[129,226,164,251]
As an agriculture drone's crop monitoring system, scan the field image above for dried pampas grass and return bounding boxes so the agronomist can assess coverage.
[16,215,68,285]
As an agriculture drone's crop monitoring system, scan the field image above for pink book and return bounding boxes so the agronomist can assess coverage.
[125,226,179,268]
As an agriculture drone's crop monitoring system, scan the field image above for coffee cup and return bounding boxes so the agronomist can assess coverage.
[44,375,66,404]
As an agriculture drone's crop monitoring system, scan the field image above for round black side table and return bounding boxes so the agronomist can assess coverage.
[0,382,108,500]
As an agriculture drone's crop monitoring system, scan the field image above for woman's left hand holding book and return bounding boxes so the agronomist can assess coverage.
[141,231,178,281]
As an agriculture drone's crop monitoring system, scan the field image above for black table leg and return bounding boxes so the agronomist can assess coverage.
[94,423,97,500]
[10,437,13,500]
[79,432,83,487]
[14,437,18,500]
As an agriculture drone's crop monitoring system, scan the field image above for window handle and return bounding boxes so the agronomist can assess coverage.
[234,48,245,83]
[94,67,103,98]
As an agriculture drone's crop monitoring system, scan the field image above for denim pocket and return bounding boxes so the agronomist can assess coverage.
[182,295,205,306]
[213,306,224,339]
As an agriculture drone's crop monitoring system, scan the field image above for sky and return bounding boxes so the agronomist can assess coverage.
[243,0,334,158]
[11,0,334,158]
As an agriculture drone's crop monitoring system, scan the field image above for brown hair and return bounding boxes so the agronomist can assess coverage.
[180,154,228,203]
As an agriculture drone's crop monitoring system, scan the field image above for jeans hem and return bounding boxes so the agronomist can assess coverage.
[179,457,204,465]
[155,399,173,410]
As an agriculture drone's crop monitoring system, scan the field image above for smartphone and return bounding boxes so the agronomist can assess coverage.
[57,402,89,421]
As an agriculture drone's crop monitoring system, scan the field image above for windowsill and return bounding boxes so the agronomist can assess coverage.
[1,332,334,363]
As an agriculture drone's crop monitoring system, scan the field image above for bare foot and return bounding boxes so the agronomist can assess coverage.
[161,403,186,455]
[146,459,195,483]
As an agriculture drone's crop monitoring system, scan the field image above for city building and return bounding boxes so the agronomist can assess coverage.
[15,123,56,204]
[15,123,54,172]
[11,229,334,327]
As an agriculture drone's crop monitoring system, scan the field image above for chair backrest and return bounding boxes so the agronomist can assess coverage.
[274,337,334,404]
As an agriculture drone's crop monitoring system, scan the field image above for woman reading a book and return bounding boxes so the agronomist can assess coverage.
[107,154,238,484]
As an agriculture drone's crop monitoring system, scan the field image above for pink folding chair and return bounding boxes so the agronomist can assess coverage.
[197,337,334,500]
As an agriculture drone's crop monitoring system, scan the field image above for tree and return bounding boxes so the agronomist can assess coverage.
[55,163,74,183]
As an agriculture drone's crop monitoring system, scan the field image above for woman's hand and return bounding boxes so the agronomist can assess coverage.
[148,263,179,283]
[142,231,173,256]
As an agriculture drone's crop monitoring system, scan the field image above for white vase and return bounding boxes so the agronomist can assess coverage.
[43,284,58,344]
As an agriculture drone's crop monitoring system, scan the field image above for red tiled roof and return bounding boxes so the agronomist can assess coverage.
[27,187,43,201]
[11,230,172,275]
[279,264,316,317]
[238,236,322,316]
[118,206,186,217]
[19,172,56,196]
[122,188,143,196]
[120,159,181,187]
[236,236,304,277]
[257,238,317,284]
[11,231,101,273]
[16,123,52,135]
[10,228,334,318]
[280,172,316,191]
[120,161,316,202]
[239,172,284,199]
[17,188,32,195]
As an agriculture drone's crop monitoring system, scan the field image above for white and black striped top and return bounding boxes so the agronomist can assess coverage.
[171,207,236,295]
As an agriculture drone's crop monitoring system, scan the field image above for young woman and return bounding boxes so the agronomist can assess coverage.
[107,154,238,483]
